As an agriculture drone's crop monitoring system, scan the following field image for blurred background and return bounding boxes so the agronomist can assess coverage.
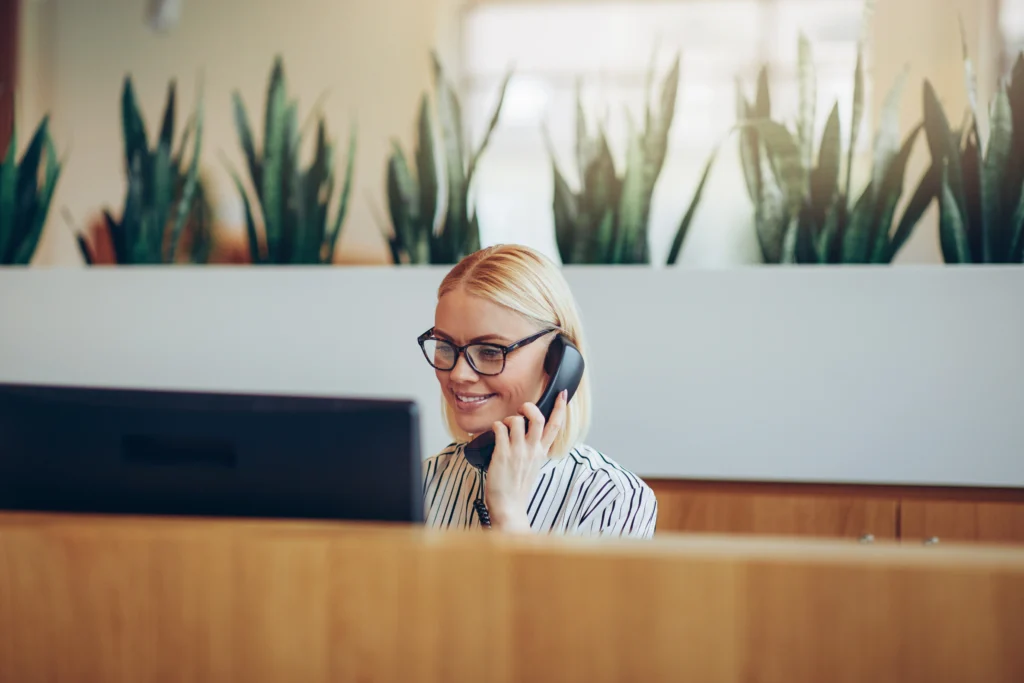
[4,0,1022,267]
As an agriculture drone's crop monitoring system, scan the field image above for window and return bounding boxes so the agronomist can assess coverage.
[457,0,870,264]
[1000,0,1024,73]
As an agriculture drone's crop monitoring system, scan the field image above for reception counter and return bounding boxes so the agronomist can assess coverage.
[2,512,1022,682]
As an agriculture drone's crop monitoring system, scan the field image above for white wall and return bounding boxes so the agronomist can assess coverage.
[1,267,1021,488]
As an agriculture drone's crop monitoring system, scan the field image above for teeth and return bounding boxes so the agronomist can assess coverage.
[457,394,491,403]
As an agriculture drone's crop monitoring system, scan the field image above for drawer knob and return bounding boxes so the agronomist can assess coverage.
[859,534,875,544]
[923,536,940,546]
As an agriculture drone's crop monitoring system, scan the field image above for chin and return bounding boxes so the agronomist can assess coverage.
[448,395,504,436]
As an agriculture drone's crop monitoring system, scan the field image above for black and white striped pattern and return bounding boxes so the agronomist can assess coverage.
[422,442,658,537]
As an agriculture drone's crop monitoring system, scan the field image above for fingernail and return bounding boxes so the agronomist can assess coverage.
[560,389,568,400]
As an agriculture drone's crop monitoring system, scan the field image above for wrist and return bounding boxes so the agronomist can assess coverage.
[487,503,532,533]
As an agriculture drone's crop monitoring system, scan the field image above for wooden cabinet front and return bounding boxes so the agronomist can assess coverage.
[901,499,1024,545]
[649,480,898,540]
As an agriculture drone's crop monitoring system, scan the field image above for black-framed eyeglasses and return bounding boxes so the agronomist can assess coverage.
[417,327,558,376]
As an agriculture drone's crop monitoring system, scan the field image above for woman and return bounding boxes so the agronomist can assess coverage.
[418,244,658,537]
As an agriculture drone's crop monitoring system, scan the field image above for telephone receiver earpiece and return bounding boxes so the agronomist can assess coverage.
[463,334,585,472]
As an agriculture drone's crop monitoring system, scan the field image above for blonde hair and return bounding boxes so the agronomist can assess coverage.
[437,244,592,457]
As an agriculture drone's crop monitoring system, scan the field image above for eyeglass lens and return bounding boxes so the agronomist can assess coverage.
[421,339,505,375]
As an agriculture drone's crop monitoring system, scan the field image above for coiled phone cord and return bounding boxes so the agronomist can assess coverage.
[473,468,491,528]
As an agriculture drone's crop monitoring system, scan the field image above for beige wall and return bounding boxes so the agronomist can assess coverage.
[14,0,1008,266]
[18,0,449,265]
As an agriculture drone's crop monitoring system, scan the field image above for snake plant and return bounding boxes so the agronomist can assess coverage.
[921,31,1024,264]
[738,33,933,264]
[229,56,357,265]
[0,115,62,265]
[384,52,511,265]
[548,53,715,264]
[78,76,204,265]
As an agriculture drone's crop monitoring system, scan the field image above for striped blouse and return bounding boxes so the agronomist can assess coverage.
[421,442,658,537]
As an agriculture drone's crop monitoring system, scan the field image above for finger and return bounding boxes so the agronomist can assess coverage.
[491,420,510,457]
[519,402,547,444]
[503,415,526,445]
[541,389,569,448]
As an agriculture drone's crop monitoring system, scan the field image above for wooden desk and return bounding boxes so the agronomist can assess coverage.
[1,512,1023,682]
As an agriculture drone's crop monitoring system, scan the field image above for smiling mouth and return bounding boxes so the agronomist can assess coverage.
[453,392,497,409]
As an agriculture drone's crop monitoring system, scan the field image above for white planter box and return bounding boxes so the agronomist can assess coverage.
[1,265,1021,488]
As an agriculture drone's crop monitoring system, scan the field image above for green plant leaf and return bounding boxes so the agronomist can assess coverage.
[432,52,468,249]
[754,65,771,117]
[922,81,967,221]
[168,84,204,263]
[737,66,771,206]
[387,142,419,262]
[102,210,126,264]
[615,112,646,263]
[841,181,875,263]
[982,89,1012,261]
[326,121,357,264]
[959,17,981,133]
[754,151,789,263]
[817,198,842,263]
[173,113,194,168]
[123,153,146,263]
[121,77,149,179]
[810,102,841,226]
[551,153,578,264]
[780,216,799,263]
[578,126,620,262]
[159,81,176,153]
[232,92,261,195]
[870,124,922,263]
[667,142,719,265]
[14,130,61,264]
[871,67,909,201]
[575,80,600,179]
[415,95,438,234]
[736,85,761,204]
[228,164,262,264]
[888,162,939,261]
[261,69,287,261]
[794,203,820,263]
[644,52,679,185]
[1003,53,1024,226]
[13,118,48,254]
[76,234,94,264]
[1005,177,1024,263]
[845,48,864,200]
[961,128,983,261]
[796,32,817,174]
[939,164,972,263]
[304,119,329,257]
[746,119,803,216]
[149,85,176,262]
[590,209,614,264]
[0,129,16,263]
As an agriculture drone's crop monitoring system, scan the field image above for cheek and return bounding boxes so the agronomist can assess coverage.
[491,362,547,406]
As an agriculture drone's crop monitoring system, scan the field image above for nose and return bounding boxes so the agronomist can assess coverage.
[449,352,479,383]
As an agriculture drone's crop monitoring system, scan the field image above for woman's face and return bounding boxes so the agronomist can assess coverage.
[432,286,551,436]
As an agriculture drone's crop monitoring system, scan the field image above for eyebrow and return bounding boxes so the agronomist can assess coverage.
[432,328,512,344]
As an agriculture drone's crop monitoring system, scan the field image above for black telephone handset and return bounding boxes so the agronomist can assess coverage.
[463,334,585,472]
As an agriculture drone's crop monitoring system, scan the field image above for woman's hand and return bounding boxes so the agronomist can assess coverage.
[484,389,569,533]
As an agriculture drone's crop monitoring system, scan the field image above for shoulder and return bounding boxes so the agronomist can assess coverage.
[558,444,655,496]
[422,441,469,481]
[552,444,658,538]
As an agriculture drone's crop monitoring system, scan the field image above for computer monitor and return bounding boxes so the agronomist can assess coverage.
[0,382,424,524]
